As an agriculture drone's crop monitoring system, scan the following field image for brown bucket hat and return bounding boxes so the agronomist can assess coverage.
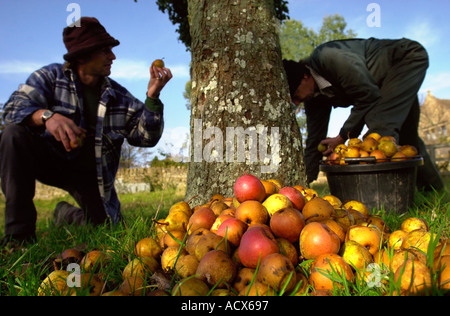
[63,17,120,61]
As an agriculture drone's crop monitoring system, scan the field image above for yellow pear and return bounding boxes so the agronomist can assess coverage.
[401,230,433,254]
[361,137,379,153]
[344,200,370,218]
[172,277,210,296]
[135,237,163,259]
[400,217,428,233]
[38,270,70,296]
[347,138,362,148]
[378,140,398,158]
[388,230,409,250]
[122,257,160,279]
[262,193,293,217]
[169,201,192,217]
[365,133,381,142]
[340,240,374,271]
[162,210,190,232]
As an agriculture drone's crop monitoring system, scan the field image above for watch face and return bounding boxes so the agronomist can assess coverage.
[42,110,54,122]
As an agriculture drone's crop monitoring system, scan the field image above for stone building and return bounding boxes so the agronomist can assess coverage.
[419,91,450,172]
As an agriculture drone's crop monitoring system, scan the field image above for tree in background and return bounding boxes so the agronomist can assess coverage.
[280,14,356,61]
[280,14,356,145]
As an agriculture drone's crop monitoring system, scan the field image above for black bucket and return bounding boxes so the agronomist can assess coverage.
[320,157,424,214]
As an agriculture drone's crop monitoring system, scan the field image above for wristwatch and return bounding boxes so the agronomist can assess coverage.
[41,110,54,124]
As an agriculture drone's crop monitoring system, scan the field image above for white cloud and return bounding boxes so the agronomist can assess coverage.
[403,20,440,48]
[0,60,43,74]
[111,59,189,80]
[153,126,190,156]
[421,72,450,98]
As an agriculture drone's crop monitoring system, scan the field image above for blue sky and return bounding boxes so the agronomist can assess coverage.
[1,0,449,156]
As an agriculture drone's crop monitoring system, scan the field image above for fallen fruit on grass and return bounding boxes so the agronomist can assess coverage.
[278,186,306,211]
[196,250,237,288]
[345,225,381,256]
[38,270,70,296]
[299,222,341,260]
[187,206,216,233]
[135,237,162,259]
[339,240,373,271]
[216,217,248,247]
[68,273,104,296]
[256,252,296,292]
[234,174,266,203]
[387,230,409,251]
[262,193,293,217]
[401,230,433,253]
[344,200,370,218]
[309,253,354,290]
[233,267,256,293]
[301,196,335,222]
[122,257,159,279]
[80,250,108,272]
[194,232,230,261]
[234,200,269,226]
[260,180,279,198]
[394,259,431,295]
[270,207,305,243]
[400,217,428,233]
[277,238,299,266]
[172,277,210,296]
[161,246,187,272]
[238,226,279,269]
[175,254,199,279]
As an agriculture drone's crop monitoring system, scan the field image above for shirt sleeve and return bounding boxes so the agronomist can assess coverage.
[2,67,56,125]
[144,96,164,115]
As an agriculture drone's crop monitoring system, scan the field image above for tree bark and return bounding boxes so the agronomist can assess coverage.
[185,0,306,205]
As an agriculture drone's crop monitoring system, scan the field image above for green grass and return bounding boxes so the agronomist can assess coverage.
[0,177,449,296]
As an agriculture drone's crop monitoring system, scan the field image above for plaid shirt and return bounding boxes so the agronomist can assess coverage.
[3,63,164,223]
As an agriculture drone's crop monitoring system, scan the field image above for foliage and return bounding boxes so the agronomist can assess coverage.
[150,155,185,168]
[280,14,357,62]
[154,0,289,50]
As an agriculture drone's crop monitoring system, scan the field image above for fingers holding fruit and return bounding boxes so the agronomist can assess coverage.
[147,58,173,98]
[45,113,86,152]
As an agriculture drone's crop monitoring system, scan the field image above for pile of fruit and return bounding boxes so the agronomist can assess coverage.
[321,132,420,165]
[38,174,449,296]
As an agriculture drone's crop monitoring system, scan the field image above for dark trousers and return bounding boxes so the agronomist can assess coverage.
[364,40,444,191]
[0,125,107,237]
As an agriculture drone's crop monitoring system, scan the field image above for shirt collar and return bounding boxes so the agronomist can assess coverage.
[306,65,334,97]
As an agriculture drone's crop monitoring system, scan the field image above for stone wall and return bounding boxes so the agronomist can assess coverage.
[32,166,188,200]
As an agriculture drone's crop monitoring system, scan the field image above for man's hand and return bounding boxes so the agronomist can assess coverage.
[147,65,173,99]
[320,135,345,156]
[44,113,87,152]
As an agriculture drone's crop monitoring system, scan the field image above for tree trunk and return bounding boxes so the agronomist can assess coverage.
[185,0,306,205]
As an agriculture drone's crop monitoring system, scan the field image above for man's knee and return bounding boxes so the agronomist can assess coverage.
[1,124,31,146]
